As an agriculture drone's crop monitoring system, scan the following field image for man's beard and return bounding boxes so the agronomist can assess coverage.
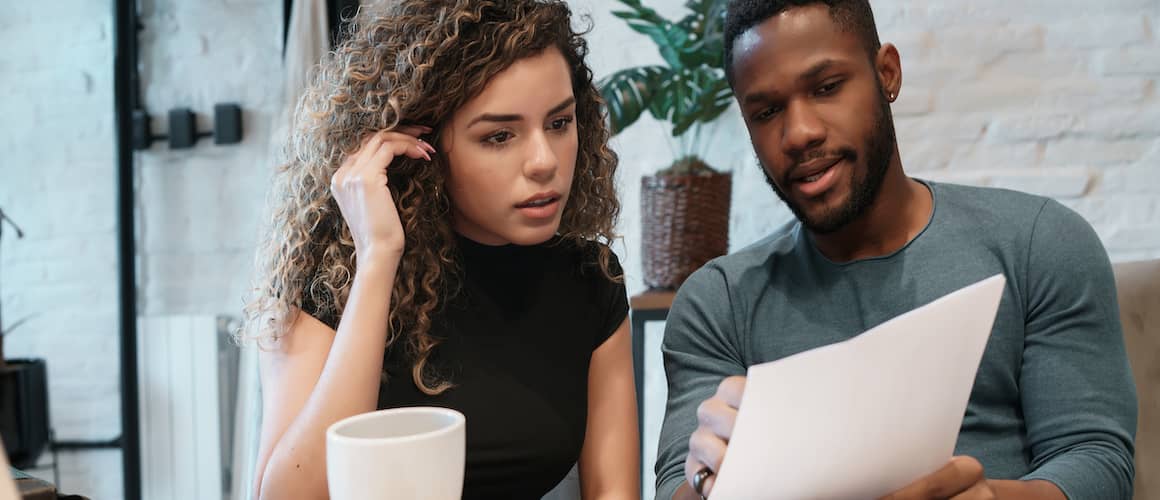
[761,94,896,234]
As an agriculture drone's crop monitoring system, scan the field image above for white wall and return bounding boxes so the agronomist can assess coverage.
[575,0,1160,284]
[1,1,1156,499]
[1,1,120,497]
[1,0,279,497]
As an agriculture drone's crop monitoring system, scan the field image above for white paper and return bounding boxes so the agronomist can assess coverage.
[710,274,1007,500]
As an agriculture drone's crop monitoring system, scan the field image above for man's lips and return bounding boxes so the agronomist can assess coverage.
[790,156,843,183]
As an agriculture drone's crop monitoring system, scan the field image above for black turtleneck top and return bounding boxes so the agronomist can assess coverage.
[304,235,628,499]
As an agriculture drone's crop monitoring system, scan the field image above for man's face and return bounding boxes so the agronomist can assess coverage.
[730,5,896,234]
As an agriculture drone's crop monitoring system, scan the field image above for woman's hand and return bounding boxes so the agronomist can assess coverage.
[330,125,435,265]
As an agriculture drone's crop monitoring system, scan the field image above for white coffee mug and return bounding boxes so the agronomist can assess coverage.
[326,407,466,499]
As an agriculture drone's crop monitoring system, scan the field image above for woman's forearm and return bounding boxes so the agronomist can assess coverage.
[259,255,399,500]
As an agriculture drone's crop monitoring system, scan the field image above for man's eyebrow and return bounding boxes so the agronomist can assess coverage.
[798,59,838,84]
[742,59,844,105]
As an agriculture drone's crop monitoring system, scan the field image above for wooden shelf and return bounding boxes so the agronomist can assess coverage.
[630,290,676,311]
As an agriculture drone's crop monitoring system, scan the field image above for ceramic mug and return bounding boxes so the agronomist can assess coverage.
[326,407,466,499]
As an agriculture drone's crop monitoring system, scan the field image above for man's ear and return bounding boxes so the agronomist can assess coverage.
[876,43,902,102]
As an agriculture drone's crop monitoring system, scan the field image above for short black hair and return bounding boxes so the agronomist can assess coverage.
[723,0,882,85]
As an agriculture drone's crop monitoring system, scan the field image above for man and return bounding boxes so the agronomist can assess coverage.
[653,1,1138,499]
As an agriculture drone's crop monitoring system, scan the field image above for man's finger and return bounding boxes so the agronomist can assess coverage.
[683,456,718,498]
[716,376,746,408]
[696,473,716,497]
[688,427,729,474]
[949,480,996,500]
[881,456,984,499]
[696,397,738,441]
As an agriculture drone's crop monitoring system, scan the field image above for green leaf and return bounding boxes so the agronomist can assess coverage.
[668,65,733,136]
[610,24,683,67]
[604,0,734,148]
[613,0,666,23]
[611,4,670,34]
[678,0,727,69]
[647,80,673,122]
[597,66,670,136]
[698,78,735,124]
[612,0,692,68]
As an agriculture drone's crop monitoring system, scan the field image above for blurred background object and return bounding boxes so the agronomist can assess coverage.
[599,0,733,290]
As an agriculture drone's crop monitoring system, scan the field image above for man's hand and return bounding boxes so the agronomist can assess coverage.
[879,456,994,500]
[683,376,746,497]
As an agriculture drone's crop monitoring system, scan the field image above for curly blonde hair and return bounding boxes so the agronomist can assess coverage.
[242,0,621,394]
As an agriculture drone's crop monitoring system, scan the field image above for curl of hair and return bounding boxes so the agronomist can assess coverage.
[241,0,621,395]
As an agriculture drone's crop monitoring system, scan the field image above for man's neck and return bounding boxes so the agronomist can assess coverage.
[809,162,932,263]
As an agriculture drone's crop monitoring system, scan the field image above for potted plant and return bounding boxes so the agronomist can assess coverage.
[599,0,734,289]
[0,208,49,469]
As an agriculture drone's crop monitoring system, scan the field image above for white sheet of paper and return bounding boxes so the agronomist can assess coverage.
[709,274,1007,500]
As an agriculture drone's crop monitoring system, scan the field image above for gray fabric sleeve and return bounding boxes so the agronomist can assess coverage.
[1018,200,1138,499]
[654,264,748,500]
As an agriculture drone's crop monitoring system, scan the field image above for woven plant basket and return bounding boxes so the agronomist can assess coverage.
[641,172,731,289]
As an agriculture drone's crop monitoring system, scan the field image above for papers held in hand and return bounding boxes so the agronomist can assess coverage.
[710,274,1007,500]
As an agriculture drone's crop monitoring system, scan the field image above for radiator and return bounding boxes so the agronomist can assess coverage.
[137,315,240,500]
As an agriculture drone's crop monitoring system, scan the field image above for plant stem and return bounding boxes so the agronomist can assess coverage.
[692,122,704,160]
[662,129,680,167]
[701,120,719,164]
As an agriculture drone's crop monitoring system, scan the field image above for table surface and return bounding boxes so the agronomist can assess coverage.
[9,467,55,500]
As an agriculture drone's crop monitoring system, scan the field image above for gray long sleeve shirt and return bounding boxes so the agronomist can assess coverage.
[655,181,1137,499]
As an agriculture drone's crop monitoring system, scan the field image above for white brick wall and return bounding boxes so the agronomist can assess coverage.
[573,0,1160,290]
[1,1,1157,499]
[1,0,278,497]
[0,1,122,497]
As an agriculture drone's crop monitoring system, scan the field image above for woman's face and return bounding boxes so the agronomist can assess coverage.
[440,46,578,246]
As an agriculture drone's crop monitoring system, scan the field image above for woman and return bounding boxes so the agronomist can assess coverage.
[243,1,638,499]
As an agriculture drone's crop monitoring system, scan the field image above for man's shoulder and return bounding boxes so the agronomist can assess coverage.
[926,180,1070,247]
[696,220,800,281]
[926,180,1105,274]
[930,180,1100,238]
[930,180,1052,221]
